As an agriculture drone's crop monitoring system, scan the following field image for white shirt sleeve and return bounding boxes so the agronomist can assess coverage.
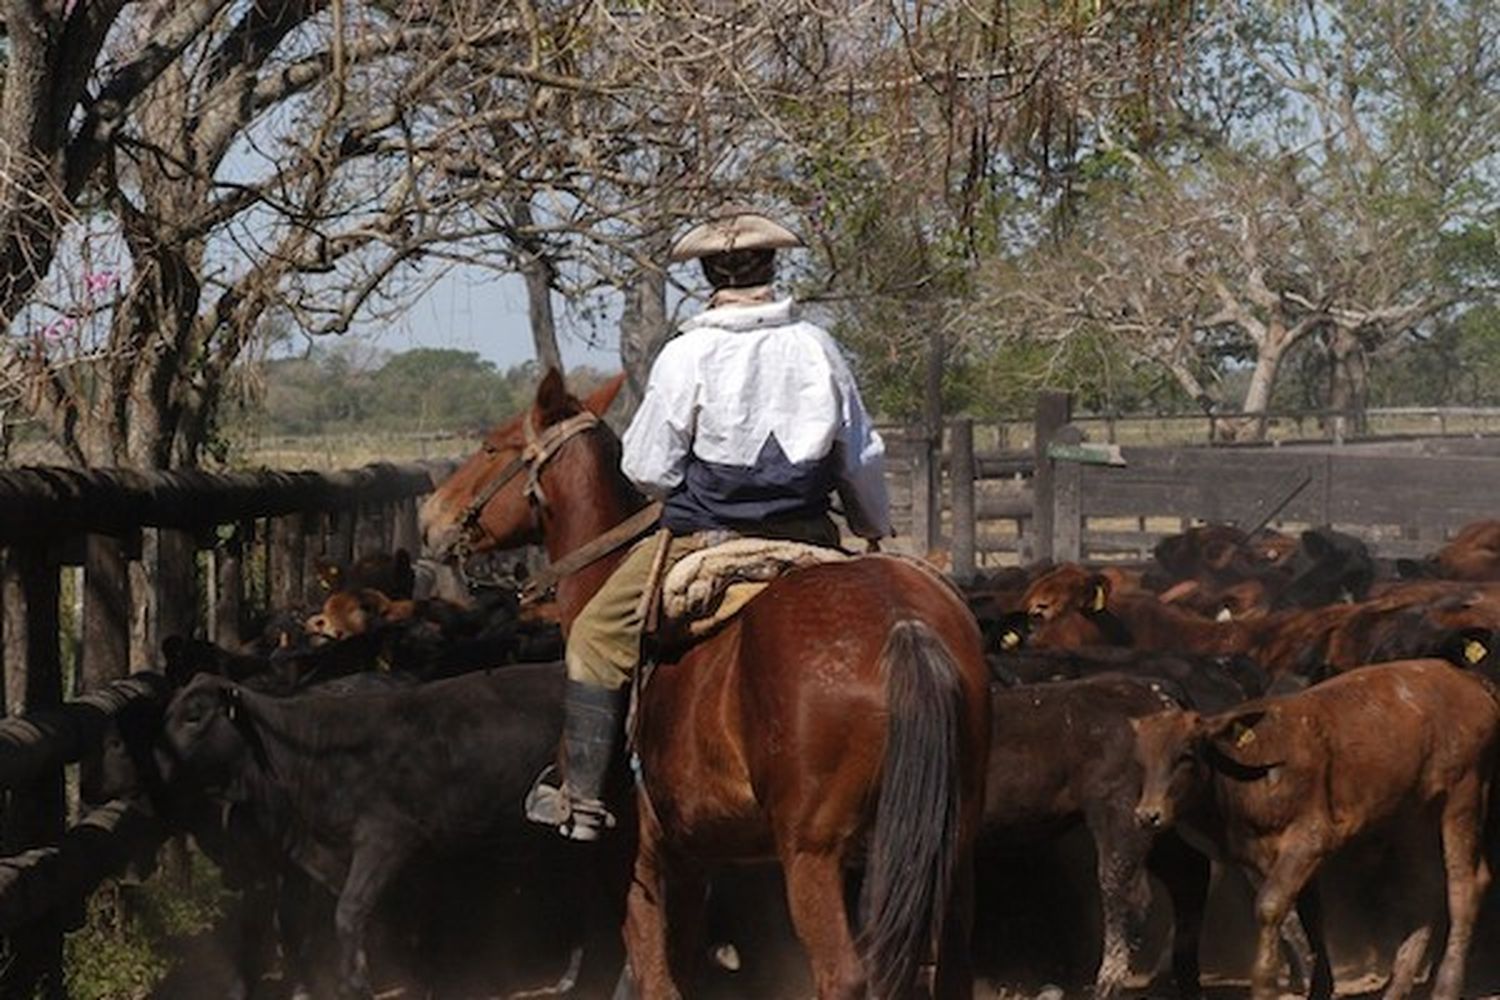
[620,339,698,496]
[820,334,893,539]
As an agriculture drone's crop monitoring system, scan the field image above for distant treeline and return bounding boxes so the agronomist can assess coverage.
[249,345,612,438]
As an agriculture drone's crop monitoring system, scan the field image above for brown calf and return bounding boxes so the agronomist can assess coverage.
[1132,661,1500,1000]
[1398,520,1500,582]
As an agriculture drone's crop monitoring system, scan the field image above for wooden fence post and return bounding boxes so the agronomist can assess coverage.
[392,496,422,557]
[329,508,356,572]
[950,418,976,582]
[1052,425,1085,562]
[154,529,199,651]
[1030,391,1073,563]
[212,524,246,647]
[82,535,132,688]
[910,441,938,555]
[270,515,305,612]
[354,504,386,559]
[2,543,67,999]
[301,512,327,608]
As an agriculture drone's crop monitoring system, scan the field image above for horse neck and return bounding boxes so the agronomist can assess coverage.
[542,449,647,629]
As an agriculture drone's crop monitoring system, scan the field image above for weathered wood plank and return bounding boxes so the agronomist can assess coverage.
[0,675,169,791]
[951,419,976,582]
[0,461,456,546]
[1030,392,1073,562]
[81,535,131,691]
[0,799,165,936]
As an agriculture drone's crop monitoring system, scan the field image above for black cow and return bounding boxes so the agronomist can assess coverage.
[989,644,1267,710]
[86,669,416,1000]
[1274,527,1376,609]
[161,663,628,999]
[980,674,1215,999]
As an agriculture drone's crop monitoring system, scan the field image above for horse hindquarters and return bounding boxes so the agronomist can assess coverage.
[860,619,970,999]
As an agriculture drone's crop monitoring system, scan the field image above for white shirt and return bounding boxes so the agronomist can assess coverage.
[620,298,892,539]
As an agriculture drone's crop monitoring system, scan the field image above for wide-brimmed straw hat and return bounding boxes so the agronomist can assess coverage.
[668,206,803,263]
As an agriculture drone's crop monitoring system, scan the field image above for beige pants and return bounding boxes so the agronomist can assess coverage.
[566,515,841,689]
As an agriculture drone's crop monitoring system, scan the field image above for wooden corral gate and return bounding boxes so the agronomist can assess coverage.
[887,393,1500,579]
[0,461,453,998]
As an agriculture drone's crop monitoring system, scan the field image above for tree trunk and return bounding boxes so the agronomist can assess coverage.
[1327,325,1369,438]
[1238,339,1285,441]
[508,197,564,375]
[618,264,668,415]
[521,255,562,376]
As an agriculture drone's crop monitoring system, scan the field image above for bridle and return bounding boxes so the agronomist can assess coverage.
[455,408,601,558]
[451,408,664,605]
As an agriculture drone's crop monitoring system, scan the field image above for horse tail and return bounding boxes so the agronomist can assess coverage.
[860,618,964,999]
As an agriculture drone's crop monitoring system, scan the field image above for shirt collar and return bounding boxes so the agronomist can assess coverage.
[681,296,796,333]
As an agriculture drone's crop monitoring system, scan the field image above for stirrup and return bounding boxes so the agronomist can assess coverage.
[524,764,617,841]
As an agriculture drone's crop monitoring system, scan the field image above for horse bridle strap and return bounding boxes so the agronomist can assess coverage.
[522,500,664,606]
[459,410,601,534]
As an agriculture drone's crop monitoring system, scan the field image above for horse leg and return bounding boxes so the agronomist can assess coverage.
[1148,832,1209,1000]
[1090,814,1153,1000]
[623,807,704,1000]
[1430,782,1490,1000]
[333,830,411,1000]
[781,849,864,1000]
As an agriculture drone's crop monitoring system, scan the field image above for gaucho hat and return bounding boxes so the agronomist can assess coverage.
[668,205,803,263]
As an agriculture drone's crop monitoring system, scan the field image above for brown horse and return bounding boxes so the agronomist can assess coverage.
[420,370,990,999]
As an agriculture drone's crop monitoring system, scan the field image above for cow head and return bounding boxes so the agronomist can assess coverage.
[307,588,396,642]
[1274,527,1375,609]
[164,675,261,794]
[1022,564,1111,623]
[1133,707,1274,830]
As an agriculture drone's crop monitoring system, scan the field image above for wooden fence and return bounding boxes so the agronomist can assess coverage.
[0,461,453,998]
[888,395,1500,580]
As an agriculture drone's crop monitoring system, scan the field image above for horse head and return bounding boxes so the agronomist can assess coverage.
[419,368,633,571]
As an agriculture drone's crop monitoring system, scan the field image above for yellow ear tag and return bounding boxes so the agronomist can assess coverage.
[1465,640,1488,664]
[1092,585,1108,612]
[1001,630,1021,650]
[1235,725,1257,749]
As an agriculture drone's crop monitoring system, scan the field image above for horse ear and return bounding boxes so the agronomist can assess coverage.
[535,367,572,425]
[583,374,628,418]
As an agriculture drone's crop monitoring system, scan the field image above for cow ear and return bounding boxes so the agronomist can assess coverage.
[1086,574,1111,614]
[583,373,627,418]
[1300,529,1331,559]
[1203,538,1238,571]
[221,685,242,722]
[986,612,1030,652]
[1442,628,1493,669]
[315,558,341,591]
[1203,709,1280,779]
[535,367,573,426]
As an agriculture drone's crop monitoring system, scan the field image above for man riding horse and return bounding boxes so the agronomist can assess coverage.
[525,206,893,841]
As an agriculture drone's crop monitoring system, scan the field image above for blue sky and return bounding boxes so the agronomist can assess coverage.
[351,263,625,372]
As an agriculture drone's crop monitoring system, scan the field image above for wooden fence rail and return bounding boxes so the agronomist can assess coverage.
[890,394,1500,580]
[0,459,456,998]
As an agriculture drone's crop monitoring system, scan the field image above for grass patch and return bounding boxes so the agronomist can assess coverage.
[63,848,229,1000]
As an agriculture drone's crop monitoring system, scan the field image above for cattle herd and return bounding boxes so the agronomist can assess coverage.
[86,518,1500,999]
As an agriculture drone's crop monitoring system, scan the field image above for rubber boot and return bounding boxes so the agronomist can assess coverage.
[525,679,628,841]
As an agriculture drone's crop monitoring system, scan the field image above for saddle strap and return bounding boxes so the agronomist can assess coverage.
[521,501,665,605]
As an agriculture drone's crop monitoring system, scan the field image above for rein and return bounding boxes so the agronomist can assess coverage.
[455,408,663,606]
